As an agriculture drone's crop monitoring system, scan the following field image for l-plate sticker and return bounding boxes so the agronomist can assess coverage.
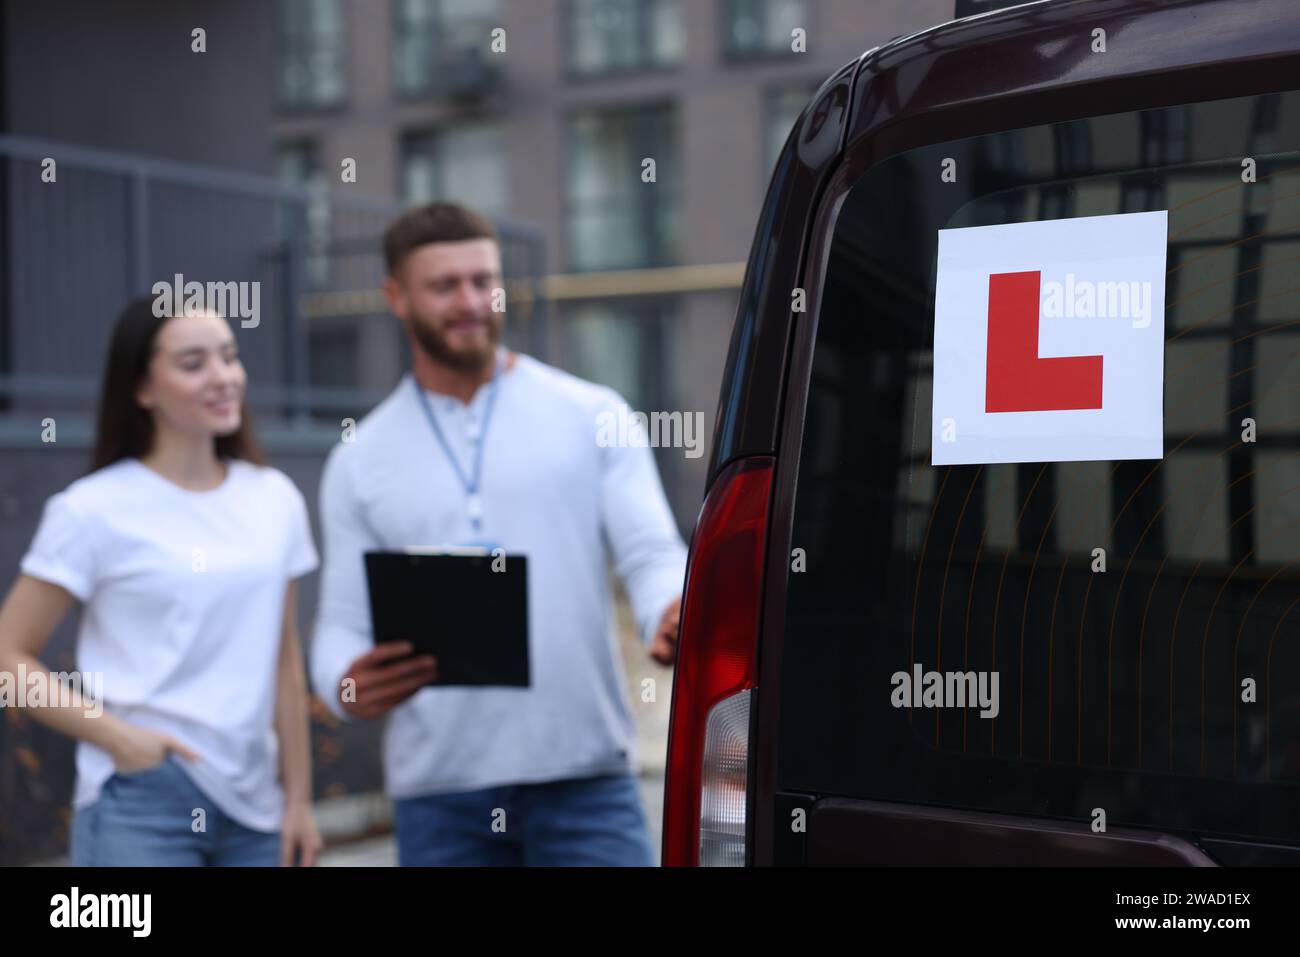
[932,210,1167,466]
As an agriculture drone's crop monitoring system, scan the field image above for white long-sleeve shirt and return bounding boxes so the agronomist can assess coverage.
[309,350,688,799]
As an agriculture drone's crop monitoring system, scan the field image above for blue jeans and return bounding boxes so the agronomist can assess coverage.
[70,756,280,867]
[393,773,654,866]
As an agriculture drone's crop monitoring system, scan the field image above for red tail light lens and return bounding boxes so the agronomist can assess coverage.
[663,455,774,866]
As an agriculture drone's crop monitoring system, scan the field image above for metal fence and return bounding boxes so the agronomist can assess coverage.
[0,132,548,436]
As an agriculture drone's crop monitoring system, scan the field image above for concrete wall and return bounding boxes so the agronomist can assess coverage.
[4,0,273,172]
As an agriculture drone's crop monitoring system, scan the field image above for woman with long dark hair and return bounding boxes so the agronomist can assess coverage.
[0,296,322,866]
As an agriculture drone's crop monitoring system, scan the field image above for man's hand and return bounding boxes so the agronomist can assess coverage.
[649,598,682,665]
[339,642,438,720]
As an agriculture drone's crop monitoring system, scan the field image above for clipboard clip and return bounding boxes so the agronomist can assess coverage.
[401,545,492,557]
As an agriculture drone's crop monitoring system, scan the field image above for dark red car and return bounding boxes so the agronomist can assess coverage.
[665,0,1300,866]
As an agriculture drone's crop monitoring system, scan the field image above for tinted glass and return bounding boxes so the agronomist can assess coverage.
[781,91,1300,844]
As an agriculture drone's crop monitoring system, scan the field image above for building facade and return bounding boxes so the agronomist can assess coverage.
[268,0,957,514]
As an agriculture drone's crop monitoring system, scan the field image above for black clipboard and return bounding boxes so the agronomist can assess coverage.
[364,548,529,687]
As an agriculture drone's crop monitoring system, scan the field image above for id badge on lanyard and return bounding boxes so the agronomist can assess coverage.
[412,356,504,539]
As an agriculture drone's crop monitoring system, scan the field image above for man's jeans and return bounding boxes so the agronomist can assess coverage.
[70,756,280,867]
[393,772,654,866]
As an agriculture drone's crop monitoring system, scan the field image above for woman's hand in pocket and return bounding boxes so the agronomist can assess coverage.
[281,801,323,867]
[107,721,200,773]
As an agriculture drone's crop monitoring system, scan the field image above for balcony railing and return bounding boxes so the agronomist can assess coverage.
[394,19,503,99]
[0,133,546,443]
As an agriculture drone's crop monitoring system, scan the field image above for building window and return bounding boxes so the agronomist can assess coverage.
[276,0,346,110]
[566,105,678,272]
[275,139,320,188]
[568,0,683,77]
[764,84,817,177]
[399,123,508,218]
[274,139,330,290]
[394,0,501,99]
[724,0,805,59]
[565,301,666,413]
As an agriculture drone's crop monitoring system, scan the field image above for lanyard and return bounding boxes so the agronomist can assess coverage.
[412,354,504,533]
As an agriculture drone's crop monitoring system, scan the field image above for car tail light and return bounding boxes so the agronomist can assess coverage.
[699,688,752,866]
[663,456,774,866]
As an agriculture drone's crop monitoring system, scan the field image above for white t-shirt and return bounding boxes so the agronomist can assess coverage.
[20,457,319,832]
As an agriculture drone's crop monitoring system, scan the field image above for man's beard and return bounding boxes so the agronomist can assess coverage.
[409,312,500,372]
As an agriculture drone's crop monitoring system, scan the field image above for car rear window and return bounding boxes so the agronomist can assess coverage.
[779,89,1300,844]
